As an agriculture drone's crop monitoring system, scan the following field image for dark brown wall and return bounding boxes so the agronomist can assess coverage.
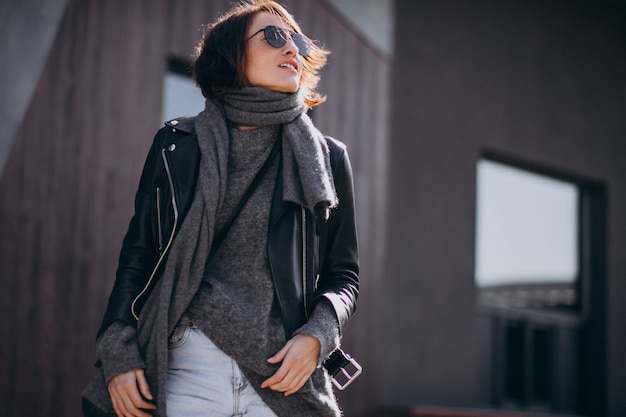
[386,0,626,415]
[0,0,389,416]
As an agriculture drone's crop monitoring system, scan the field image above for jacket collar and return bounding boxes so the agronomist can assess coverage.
[164,116,197,134]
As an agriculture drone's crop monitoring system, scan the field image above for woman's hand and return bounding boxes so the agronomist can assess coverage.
[261,333,321,396]
[107,369,156,417]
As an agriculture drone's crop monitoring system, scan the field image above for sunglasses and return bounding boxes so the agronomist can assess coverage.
[247,25,311,57]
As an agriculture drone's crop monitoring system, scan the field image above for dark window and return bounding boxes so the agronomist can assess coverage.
[475,155,606,416]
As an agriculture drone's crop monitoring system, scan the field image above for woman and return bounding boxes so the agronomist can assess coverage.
[82,1,359,416]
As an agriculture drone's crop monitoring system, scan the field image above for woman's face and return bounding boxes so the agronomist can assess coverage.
[244,12,304,93]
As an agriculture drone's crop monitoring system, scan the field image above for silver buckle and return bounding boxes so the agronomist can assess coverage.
[330,355,362,390]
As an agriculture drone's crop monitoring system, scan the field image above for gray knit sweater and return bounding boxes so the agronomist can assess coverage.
[93,125,341,416]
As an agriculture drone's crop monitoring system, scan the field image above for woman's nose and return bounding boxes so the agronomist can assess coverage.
[282,36,299,55]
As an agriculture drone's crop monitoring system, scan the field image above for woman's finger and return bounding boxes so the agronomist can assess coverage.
[108,369,156,416]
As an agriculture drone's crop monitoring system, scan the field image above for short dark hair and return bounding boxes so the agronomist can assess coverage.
[191,0,329,108]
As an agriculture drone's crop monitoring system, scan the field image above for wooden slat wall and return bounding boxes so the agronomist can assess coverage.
[0,1,169,415]
[0,0,389,416]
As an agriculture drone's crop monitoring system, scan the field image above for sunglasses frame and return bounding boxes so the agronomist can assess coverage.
[247,25,311,57]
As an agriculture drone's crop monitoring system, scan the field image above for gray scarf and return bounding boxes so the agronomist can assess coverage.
[222,87,337,211]
[135,87,338,416]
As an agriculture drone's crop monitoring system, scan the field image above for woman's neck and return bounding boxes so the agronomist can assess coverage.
[227,121,258,131]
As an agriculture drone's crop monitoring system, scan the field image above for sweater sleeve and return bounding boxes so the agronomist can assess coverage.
[295,299,341,366]
[96,321,146,384]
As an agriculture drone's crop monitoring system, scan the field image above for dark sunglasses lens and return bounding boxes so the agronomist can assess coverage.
[264,26,310,56]
[292,33,311,57]
[264,26,286,48]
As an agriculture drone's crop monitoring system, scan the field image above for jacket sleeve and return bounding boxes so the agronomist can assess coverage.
[313,138,360,334]
[97,129,165,336]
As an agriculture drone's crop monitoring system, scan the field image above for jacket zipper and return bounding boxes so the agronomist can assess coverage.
[156,187,163,252]
[302,207,308,319]
[130,148,179,320]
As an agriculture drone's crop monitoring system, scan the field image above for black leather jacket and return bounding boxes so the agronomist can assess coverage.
[98,117,359,339]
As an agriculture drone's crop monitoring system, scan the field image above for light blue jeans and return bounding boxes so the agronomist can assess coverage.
[166,318,278,417]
